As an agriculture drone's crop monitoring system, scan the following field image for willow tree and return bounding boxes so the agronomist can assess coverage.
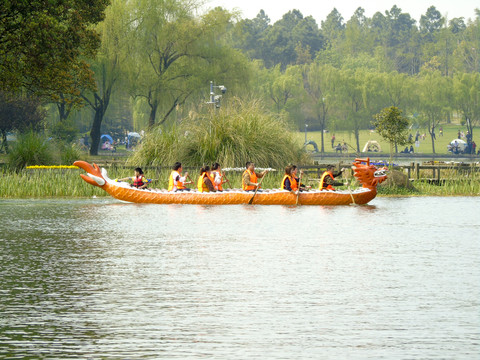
[336,68,371,152]
[415,69,450,153]
[453,72,480,141]
[372,106,410,166]
[301,63,339,153]
[129,3,244,127]
[82,0,132,155]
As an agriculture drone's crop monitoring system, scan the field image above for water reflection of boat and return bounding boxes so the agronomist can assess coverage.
[74,158,388,205]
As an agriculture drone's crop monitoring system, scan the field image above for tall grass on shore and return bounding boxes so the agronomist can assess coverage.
[378,166,480,196]
[2,164,478,198]
[129,98,311,168]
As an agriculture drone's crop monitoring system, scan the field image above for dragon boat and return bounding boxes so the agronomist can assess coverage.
[74,158,387,205]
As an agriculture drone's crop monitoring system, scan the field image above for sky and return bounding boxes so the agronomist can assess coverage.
[202,0,478,24]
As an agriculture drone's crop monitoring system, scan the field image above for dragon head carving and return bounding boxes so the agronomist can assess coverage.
[352,158,388,189]
[73,161,106,187]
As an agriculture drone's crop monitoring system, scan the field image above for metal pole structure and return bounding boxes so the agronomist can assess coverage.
[210,81,214,105]
[304,124,308,143]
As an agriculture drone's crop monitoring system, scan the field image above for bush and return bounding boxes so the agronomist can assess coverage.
[8,131,55,171]
[59,142,83,165]
[50,119,79,143]
[129,98,311,168]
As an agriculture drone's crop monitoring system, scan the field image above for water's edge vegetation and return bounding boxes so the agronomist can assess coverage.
[1,166,479,198]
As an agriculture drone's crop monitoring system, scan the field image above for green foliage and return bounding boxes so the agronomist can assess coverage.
[129,98,311,168]
[8,132,55,171]
[372,106,411,164]
[0,0,109,96]
[372,106,411,145]
[50,119,79,143]
[59,143,84,166]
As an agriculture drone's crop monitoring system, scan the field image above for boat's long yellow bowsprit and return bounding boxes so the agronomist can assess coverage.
[73,158,387,205]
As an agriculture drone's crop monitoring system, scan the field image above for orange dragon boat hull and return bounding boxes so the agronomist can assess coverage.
[74,158,387,206]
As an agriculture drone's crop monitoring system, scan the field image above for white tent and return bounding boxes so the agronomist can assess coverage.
[362,140,382,153]
[448,139,467,152]
[128,132,141,139]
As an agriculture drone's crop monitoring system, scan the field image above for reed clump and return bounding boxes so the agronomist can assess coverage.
[128,98,311,169]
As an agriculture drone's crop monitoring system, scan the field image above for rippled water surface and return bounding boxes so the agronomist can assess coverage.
[1,197,479,359]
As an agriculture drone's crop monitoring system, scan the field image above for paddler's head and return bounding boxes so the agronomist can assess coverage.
[173,162,182,173]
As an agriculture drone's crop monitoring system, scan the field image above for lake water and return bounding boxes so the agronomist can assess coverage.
[1,197,479,359]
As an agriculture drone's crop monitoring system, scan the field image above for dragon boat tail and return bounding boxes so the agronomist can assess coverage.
[73,158,387,205]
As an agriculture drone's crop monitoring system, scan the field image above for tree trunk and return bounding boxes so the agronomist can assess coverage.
[320,109,327,153]
[0,130,8,153]
[320,124,325,153]
[57,93,72,122]
[148,100,158,128]
[355,129,360,153]
[389,142,394,169]
[89,108,104,156]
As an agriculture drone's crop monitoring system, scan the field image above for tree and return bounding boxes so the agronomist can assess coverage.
[233,10,271,61]
[415,69,450,153]
[301,63,339,152]
[420,6,444,39]
[263,65,302,113]
[321,8,345,47]
[82,0,131,155]
[372,106,410,166]
[453,72,480,141]
[0,91,45,153]
[344,7,374,56]
[0,0,109,95]
[451,11,480,73]
[336,68,371,152]
[130,4,247,127]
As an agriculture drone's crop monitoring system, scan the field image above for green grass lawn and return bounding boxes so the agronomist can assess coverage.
[296,124,478,155]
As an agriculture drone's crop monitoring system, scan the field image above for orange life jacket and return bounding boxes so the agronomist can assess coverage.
[197,173,210,192]
[319,171,335,190]
[168,171,185,191]
[281,175,298,191]
[133,174,145,188]
[211,170,223,191]
[242,169,258,191]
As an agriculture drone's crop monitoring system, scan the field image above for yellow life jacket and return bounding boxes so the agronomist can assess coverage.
[319,171,335,190]
[197,173,209,192]
[168,171,185,191]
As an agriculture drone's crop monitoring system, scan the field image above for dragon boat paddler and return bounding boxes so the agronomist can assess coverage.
[319,165,346,191]
[117,167,148,189]
[242,161,267,192]
[168,162,191,192]
[211,162,227,191]
[197,166,216,192]
[281,165,309,194]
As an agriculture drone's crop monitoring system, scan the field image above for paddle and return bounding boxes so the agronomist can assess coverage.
[347,182,356,205]
[295,170,303,205]
[222,172,232,189]
[186,174,194,186]
[248,171,267,204]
